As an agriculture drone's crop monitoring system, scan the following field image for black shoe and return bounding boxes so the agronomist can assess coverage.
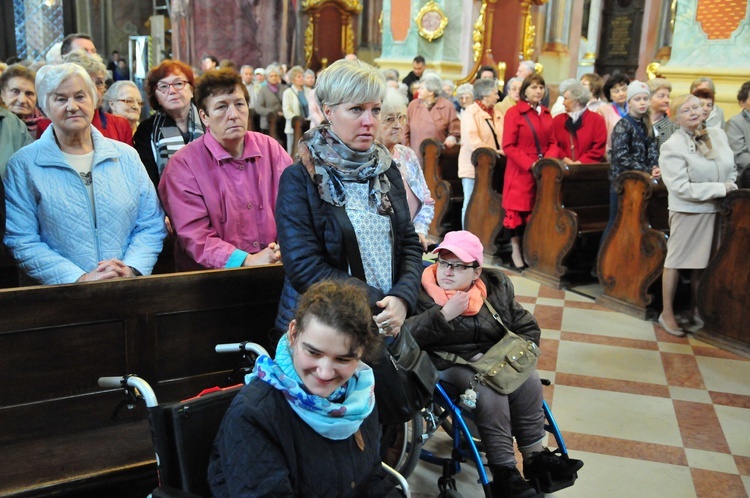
[490,466,542,498]
[523,448,583,491]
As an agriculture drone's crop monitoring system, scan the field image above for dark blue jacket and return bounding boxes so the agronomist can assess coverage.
[275,162,423,331]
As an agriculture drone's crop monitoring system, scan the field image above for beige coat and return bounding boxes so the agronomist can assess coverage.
[457,102,504,179]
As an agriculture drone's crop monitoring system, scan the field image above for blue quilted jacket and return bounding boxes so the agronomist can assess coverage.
[4,126,167,284]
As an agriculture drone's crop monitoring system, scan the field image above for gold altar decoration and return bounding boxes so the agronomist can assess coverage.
[304,21,315,67]
[520,0,547,61]
[344,22,355,54]
[302,0,362,13]
[415,0,448,42]
[646,62,661,80]
[472,2,487,62]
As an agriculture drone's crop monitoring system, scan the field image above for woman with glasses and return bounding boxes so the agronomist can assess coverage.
[406,230,582,498]
[36,49,133,146]
[3,63,166,285]
[458,78,505,228]
[133,60,205,189]
[375,88,435,251]
[104,80,143,136]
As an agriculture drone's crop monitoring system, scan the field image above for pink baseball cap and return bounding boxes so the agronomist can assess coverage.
[432,230,484,266]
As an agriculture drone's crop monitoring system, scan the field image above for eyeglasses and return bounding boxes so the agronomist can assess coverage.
[117,98,143,107]
[93,80,107,89]
[437,259,478,271]
[383,114,407,126]
[156,80,189,93]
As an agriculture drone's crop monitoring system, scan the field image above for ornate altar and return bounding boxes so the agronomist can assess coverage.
[302,0,362,71]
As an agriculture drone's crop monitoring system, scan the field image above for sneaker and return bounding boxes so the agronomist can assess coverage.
[490,466,542,498]
[523,448,584,482]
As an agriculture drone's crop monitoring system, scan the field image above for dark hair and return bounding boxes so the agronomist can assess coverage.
[413,55,425,65]
[0,64,35,92]
[738,81,750,104]
[519,73,546,103]
[478,65,497,79]
[203,55,219,66]
[294,280,382,363]
[61,33,93,56]
[581,73,604,99]
[145,59,195,111]
[603,73,631,101]
[194,68,249,114]
[692,87,715,102]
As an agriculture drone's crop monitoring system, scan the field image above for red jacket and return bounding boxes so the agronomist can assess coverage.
[549,109,606,164]
[502,101,557,212]
[37,109,134,146]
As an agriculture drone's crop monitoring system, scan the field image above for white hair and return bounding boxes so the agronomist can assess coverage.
[103,80,140,112]
[381,87,408,115]
[559,78,590,106]
[420,72,443,96]
[36,63,97,116]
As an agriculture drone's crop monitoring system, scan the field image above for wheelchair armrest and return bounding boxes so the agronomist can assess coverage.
[151,485,203,498]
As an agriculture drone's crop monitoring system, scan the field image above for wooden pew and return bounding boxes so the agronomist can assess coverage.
[265,112,287,148]
[523,159,610,289]
[695,190,750,358]
[291,116,311,157]
[0,265,286,496]
[596,171,668,318]
[421,139,462,238]
[464,148,506,259]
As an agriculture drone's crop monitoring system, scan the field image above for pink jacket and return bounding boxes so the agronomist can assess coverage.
[404,96,460,154]
[458,102,504,179]
[159,131,292,271]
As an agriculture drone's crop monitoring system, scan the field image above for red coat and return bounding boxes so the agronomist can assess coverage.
[502,101,557,212]
[37,110,134,146]
[549,109,606,164]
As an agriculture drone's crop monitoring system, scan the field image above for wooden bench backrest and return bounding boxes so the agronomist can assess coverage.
[464,148,505,257]
[421,139,462,238]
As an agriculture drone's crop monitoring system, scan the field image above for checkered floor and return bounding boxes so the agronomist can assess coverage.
[407,267,750,498]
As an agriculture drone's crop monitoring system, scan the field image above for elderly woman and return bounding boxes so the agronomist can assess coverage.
[282,65,310,154]
[725,81,750,188]
[404,72,460,160]
[3,63,166,285]
[406,230,582,498]
[209,280,400,497]
[158,69,292,272]
[502,74,558,269]
[0,107,33,177]
[103,80,143,136]
[375,88,435,251]
[597,73,631,153]
[658,95,737,335]
[134,60,205,189]
[649,78,676,151]
[455,82,474,119]
[37,50,132,145]
[691,77,725,129]
[459,78,505,227]
[275,58,423,343]
[497,77,522,116]
[0,64,43,138]
[549,78,606,164]
[580,73,606,113]
[255,63,288,134]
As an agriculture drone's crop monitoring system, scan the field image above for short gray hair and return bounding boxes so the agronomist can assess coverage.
[507,77,523,89]
[382,68,399,82]
[420,72,442,96]
[36,63,97,116]
[265,63,282,77]
[287,65,304,82]
[559,78,590,106]
[304,69,315,79]
[315,59,385,108]
[519,60,536,74]
[381,87,408,116]
[62,48,107,78]
[103,80,140,112]
[442,79,455,93]
[473,78,497,100]
[456,83,474,98]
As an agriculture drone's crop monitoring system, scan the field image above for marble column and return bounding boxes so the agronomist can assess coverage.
[543,0,574,54]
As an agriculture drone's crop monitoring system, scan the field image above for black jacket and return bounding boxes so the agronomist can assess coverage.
[274,162,423,331]
[405,268,541,370]
[208,379,400,497]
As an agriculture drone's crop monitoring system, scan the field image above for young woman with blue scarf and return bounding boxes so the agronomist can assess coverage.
[208,280,401,497]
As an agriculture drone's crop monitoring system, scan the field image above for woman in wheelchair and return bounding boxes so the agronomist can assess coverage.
[406,231,583,498]
[208,280,402,497]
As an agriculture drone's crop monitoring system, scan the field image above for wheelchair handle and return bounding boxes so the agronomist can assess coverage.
[97,375,158,408]
[215,342,270,357]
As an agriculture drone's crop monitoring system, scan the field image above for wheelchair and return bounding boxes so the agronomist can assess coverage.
[99,341,411,498]
[383,378,580,498]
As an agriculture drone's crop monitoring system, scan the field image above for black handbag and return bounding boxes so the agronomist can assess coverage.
[330,205,438,424]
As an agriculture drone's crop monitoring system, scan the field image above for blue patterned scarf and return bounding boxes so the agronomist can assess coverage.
[247,333,375,440]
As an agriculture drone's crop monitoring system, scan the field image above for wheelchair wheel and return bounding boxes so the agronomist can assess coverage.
[380,413,425,478]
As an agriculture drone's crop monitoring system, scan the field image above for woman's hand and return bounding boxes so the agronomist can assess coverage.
[77,259,134,282]
[444,136,457,149]
[373,296,408,337]
[418,233,430,252]
[243,243,282,266]
[651,166,661,179]
[440,291,470,321]
[724,181,738,193]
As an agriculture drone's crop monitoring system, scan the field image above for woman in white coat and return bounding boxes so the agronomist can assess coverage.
[282,65,310,154]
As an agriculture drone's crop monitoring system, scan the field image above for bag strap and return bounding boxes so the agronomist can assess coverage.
[329,206,366,281]
[484,118,501,151]
[521,112,544,159]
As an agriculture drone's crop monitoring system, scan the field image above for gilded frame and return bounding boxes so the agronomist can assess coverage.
[415,1,448,42]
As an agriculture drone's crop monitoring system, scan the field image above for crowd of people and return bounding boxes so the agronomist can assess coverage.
[0,32,747,496]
